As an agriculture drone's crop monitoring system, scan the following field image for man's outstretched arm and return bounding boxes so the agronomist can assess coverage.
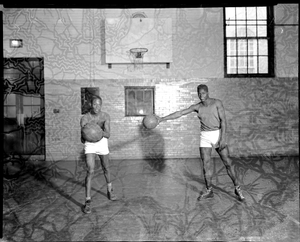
[158,104,199,123]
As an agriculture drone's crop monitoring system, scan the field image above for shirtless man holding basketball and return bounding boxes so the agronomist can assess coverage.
[157,84,245,201]
[80,96,117,214]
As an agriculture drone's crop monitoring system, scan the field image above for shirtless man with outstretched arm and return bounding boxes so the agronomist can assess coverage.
[157,84,245,201]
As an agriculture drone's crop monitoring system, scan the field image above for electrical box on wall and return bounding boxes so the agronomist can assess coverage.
[10,39,23,48]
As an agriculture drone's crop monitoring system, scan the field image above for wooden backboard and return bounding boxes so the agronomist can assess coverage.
[105,18,172,64]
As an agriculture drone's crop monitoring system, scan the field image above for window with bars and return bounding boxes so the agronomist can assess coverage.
[125,87,154,116]
[81,87,100,114]
[4,94,43,120]
[4,58,44,120]
[224,6,274,77]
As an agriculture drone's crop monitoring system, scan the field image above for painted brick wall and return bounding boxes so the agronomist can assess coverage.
[2,5,298,161]
[44,77,298,161]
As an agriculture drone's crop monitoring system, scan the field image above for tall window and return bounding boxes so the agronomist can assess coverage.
[224,6,274,77]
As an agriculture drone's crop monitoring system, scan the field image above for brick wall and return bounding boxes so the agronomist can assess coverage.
[45,77,298,160]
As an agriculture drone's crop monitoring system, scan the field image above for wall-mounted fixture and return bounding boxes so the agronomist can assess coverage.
[10,39,23,48]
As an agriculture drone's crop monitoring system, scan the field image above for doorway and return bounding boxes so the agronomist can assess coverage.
[3,58,45,160]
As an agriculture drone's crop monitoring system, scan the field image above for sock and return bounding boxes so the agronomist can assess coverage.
[107,183,112,192]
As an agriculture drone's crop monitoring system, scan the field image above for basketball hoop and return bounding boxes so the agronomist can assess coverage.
[129,48,148,70]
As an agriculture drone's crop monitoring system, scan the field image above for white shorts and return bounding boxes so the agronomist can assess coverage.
[200,130,220,148]
[84,137,109,155]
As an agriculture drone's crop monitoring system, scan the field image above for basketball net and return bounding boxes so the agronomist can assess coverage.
[129,48,148,71]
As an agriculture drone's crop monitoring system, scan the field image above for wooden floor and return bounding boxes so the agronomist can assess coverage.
[2,156,299,241]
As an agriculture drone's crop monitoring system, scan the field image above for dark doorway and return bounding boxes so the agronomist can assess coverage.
[3,58,45,160]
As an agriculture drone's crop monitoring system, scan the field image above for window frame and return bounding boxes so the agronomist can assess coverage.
[4,57,44,119]
[223,6,275,78]
[124,86,155,117]
[81,87,100,115]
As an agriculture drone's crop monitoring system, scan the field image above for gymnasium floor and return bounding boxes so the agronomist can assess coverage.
[2,156,299,241]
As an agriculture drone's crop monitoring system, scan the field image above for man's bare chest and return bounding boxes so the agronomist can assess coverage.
[88,113,106,128]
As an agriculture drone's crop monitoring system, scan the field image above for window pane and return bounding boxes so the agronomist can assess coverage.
[136,90,143,102]
[257,20,267,25]
[32,96,41,105]
[5,106,16,118]
[248,56,258,73]
[136,91,144,115]
[257,7,267,19]
[144,106,151,115]
[144,90,153,103]
[247,25,256,37]
[247,7,256,20]
[257,25,267,37]
[236,7,246,19]
[127,105,136,116]
[4,70,24,81]
[259,56,268,73]
[237,20,246,25]
[32,106,41,117]
[225,7,236,20]
[258,39,268,55]
[238,40,247,55]
[23,94,41,105]
[23,95,32,105]
[227,57,237,74]
[5,94,16,105]
[247,20,257,26]
[29,60,40,68]
[128,90,135,100]
[237,24,246,37]
[226,25,236,37]
[33,69,41,80]
[248,39,257,55]
[127,90,136,115]
[227,39,236,56]
[24,106,32,117]
[136,104,145,115]
[238,56,247,73]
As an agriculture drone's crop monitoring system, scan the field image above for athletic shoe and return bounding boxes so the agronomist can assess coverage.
[197,187,214,201]
[83,199,91,214]
[235,186,245,201]
[107,189,118,201]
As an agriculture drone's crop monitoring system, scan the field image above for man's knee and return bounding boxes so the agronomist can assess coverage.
[223,159,232,170]
[201,159,212,174]
[101,162,110,174]
[87,168,94,177]
[204,169,213,177]
[100,155,109,172]
[201,157,212,167]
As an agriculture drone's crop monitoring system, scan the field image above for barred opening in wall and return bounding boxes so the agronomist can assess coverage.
[81,87,100,115]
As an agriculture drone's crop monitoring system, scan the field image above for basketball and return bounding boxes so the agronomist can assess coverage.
[143,115,158,129]
[81,122,103,142]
